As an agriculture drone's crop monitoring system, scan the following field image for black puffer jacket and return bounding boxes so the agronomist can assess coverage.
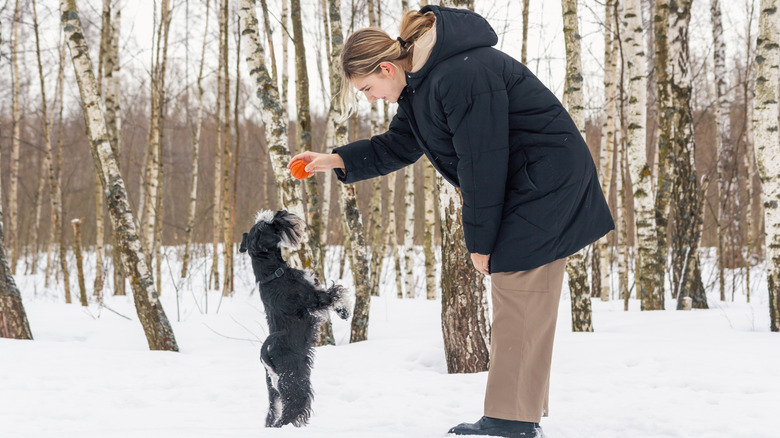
[333,5,614,273]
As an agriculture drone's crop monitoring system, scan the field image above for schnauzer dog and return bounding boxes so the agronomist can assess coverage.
[239,209,351,428]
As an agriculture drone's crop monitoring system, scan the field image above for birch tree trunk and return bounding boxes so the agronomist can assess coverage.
[423,161,436,300]
[9,0,22,275]
[623,0,661,311]
[654,0,672,307]
[231,14,242,297]
[615,11,630,307]
[53,34,71,303]
[753,0,780,330]
[61,0,178,351]
[597,0,617,302]
[522,0,530,65]
[259,0,278,86]
[220,0,233,297]
[235,0,319,272]
[32,0,53,277]
[182,0,210,279]
[212,0,224,290]
[324,0,372,342]
[712,0,731,303]
[291,0,324,280]
[0,17,32,338]
[71,219,88,306]
[439,181,490,373]
[281,0,289,110]
[106,2,124,296]
[403,167,415,298]
[669,0,707,310]
[561,0,593,331]
[0,182,32,340]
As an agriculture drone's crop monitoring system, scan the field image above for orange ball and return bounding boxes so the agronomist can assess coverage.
[290,160,312,180]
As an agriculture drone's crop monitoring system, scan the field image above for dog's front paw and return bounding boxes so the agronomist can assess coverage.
[334,306,350,320]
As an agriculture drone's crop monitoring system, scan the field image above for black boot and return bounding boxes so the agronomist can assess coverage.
[448,416,542,437]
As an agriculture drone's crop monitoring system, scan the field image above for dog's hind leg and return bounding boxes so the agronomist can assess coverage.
[275,351,314,427]
[261,333,285,427]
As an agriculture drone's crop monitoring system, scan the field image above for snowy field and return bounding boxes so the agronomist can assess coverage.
[1,246,779,438]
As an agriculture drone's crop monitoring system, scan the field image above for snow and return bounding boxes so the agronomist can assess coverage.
[2,247,779,438]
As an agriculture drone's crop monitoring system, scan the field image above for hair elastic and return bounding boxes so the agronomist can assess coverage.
[397,36,409,49]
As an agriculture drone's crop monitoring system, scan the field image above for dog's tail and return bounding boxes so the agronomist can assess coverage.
[328,283,352,320]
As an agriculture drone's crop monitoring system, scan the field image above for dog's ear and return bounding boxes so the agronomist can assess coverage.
[239,232,249,253]
[273,209,304,247]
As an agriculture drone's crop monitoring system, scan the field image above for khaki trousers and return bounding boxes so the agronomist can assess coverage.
[483,257,567,423]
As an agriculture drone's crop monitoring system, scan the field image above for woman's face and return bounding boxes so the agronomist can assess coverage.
[351,62,407,104]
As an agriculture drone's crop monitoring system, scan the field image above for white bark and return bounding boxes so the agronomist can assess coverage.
[403,166,415,298]
[753,0,780,330]
[182,0,210,279]
[562,0,593,331]
[10,0,22,275]
[61,0,178,350]
[623,0,659,311]
[711,0,731,303]
[423,161,436,300]
[598,0,617,302]
[31,0,53,277]
[325,0,371,342]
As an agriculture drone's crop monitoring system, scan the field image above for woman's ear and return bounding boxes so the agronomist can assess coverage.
[379,62,395,79]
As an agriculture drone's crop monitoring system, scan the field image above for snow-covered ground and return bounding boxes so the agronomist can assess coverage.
[2,246,779,438]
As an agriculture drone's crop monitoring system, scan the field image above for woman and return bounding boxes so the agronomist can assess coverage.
[291,5,613,437]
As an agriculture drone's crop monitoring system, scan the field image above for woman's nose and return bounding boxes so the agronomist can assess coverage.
[362,90,376,102]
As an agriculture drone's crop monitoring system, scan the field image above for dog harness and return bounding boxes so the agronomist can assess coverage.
[259,264,287,284]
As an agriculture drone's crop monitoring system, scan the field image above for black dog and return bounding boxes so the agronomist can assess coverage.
[239,209,351,427]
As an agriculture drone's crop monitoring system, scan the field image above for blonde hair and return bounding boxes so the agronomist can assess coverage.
[337,10,436,120]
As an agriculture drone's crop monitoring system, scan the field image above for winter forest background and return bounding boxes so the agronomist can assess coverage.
[1,0,779,437]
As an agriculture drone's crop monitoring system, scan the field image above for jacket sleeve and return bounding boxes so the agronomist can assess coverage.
[332,106,423,184]
[440,73,509,256]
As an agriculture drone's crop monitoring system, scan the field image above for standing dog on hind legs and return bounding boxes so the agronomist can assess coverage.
[239,209,351,428]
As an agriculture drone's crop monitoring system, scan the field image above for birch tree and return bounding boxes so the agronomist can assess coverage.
[711,0,732,303]
[654,0,673,307]
[220,0,233,297]
[31,0,53,278]
[403,166,415,298]
[0,18,32,340]
[291,0,325,281]
[182,0,211,278]
[9,0,22,275]
[753,0,780,331]
[0,187,32,340]
[522,0,530,65]
[439,181,490,372]
[623,0,660,311]
[669,0,707,310]
[61,0,178,351]
[423,161,436,300]
[323,0,373,342]
[235,0,318,274]
[561,0,593,331]
[52,32,71,302]
[597,0,617,302]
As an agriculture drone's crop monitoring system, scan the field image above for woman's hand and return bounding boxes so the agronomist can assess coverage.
[470,253,490,276]
[288,151,345,173]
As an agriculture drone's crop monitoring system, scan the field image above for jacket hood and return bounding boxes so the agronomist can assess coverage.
[405,5,498,89]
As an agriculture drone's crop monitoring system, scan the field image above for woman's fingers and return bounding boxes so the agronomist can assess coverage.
[288,151,316,168]
[470,253,490,276]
